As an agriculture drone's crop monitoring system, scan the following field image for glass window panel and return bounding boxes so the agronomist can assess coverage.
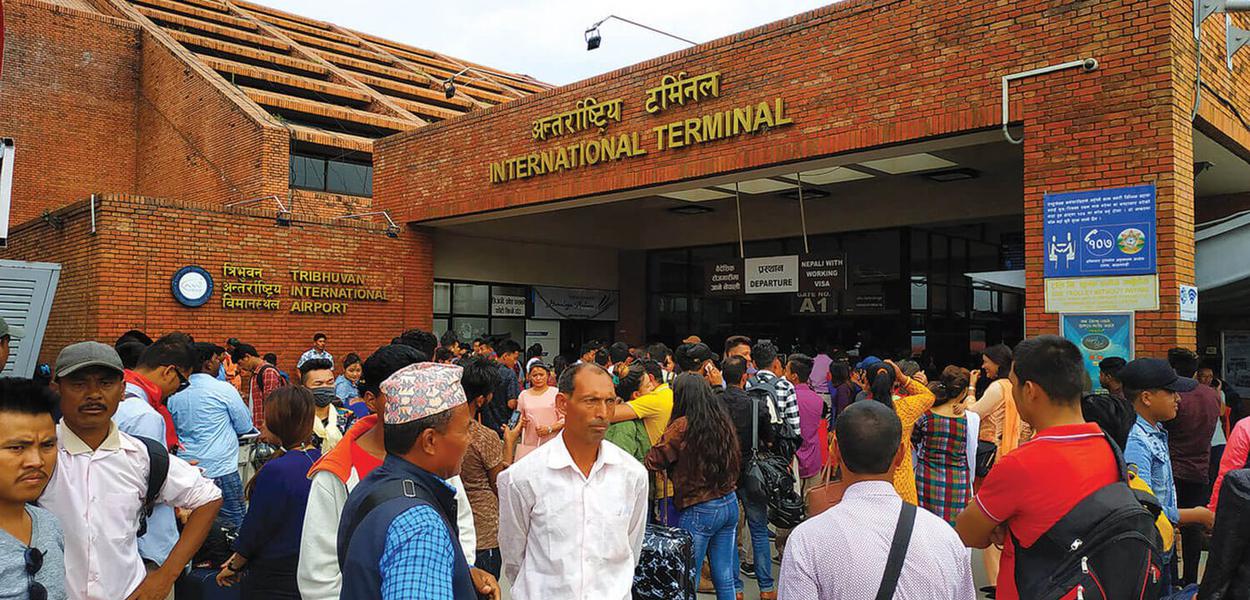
[433,282,451,314]
[452,283,489,315]
[450,317,489,343]
[326,160,373,196]
[1002,292,1021,315]
[491,285,527,317]
[973,288,993,312]
[433,318,449,338]
[490,318,526,345]
[910,275,928,310]
[929,235,949,284]
[930,284,948,312]
[911,230,928,270]
[843,230,901,282]
[950,284,968,317]
[289,155,325,190]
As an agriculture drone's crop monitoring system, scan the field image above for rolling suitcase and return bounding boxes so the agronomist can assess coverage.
[633,472,695,600]
[175,567,241,600]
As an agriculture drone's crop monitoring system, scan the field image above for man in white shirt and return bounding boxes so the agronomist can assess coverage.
[41,341,223,600]
[778,401,975,600]
[298,332,333,368]
[112,334,197,569]
[498,362,648,600]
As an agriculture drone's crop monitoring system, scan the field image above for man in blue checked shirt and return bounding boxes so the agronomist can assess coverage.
[338,362,499,600]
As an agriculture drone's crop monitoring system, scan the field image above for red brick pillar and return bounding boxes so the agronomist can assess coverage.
[403,226,436,330]
[1021,58,1196,357]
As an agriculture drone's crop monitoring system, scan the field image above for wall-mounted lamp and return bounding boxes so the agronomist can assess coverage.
[337,210,401,238]
[584,15,698,51]
[225,195,292,227]
[443,67,492,100]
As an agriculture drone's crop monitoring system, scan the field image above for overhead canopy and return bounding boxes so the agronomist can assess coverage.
[965,270,1025,290]
[1196,210,1250,315]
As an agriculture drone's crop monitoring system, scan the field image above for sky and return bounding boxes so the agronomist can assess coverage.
[250,0,835,86]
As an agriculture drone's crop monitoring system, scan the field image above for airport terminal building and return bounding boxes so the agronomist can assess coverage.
[3,0,1250,381]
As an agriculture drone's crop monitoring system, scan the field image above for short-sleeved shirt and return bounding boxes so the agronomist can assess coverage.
[0,505,66,600]
[628,384,674,445]
[460,419,504,549]
[973,422,1118,600]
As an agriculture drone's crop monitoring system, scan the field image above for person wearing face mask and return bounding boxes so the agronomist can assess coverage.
[300,358,357,454]
[112,334,199,572]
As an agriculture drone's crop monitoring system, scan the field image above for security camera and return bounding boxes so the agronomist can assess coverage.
[1082,58,1099,72]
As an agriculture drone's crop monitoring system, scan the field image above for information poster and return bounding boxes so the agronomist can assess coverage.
[1044,275,1159,313]
[1222,331,1250,397]
[1061,313,1134,392]
[1043,184,1156,278]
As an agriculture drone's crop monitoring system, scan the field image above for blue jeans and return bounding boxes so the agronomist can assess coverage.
[678,492,739,600]
[212,472,245,529]
[736,489,775,593]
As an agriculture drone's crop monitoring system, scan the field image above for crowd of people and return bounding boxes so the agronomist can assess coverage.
[1,320,1248,600]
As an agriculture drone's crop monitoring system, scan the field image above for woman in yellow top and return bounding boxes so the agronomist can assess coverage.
[862,360,935,504]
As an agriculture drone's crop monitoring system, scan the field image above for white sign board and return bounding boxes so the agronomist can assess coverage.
[1044,275,1159,313]
[525,319,560,360]
[1179,285,1198,322]
[0,139,14,245]
[491,294,526,317]
[744,255,799,294]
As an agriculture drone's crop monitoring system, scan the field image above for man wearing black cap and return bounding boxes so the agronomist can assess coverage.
[1119,357,1215,586]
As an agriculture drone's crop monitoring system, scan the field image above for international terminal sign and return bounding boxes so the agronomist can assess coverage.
[488,71,795,184]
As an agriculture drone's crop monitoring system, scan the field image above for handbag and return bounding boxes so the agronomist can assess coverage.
[975,439,998,478]
[805,433,848,517]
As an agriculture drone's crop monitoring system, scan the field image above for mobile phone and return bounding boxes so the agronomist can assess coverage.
[507,410,521,428]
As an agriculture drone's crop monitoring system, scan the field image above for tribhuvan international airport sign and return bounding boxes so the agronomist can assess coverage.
[488,71,795,184]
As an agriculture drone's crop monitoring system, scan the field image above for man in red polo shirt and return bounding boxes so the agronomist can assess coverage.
[955,335,1119,600]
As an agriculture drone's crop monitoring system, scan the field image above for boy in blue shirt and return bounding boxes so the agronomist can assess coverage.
[1119,358,1215,590]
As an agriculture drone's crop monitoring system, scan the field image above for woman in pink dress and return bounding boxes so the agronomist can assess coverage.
[516,362,562,460]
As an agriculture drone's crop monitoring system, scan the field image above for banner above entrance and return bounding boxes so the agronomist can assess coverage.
[532,286,619,321]
[705,253,847,297]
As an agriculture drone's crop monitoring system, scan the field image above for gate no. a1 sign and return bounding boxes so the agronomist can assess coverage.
[1043,184,1156,278]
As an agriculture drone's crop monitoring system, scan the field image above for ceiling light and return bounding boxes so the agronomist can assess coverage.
[782,167,874,185]
[657,188,733,202]
[858,153,958,175]
[713,178,797,194]
[923,168,980,182]
[668,205,714,215]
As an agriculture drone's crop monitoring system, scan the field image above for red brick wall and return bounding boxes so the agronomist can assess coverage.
[377,0,1250,355]
[2,194,431,366]
[133,27,288,207]
[0,0,140,225]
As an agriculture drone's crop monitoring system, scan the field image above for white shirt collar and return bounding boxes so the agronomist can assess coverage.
[59,421,122,455]
[545,432,622,474]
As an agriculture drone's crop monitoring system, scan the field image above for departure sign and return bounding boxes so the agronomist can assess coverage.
[705,253,847,297]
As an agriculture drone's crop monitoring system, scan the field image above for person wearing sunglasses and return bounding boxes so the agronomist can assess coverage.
[0,378,65,600]
[41,341,221,600]
[113,334,199,573]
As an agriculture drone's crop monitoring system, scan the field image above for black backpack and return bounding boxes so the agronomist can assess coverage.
[1013,432,1164,600]
[746,375,801,460]
[133,435,169,538]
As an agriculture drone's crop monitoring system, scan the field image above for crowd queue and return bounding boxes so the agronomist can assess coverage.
[0,321,1248,600]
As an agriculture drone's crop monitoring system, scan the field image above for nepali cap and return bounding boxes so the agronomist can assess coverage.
[381,362,467,425]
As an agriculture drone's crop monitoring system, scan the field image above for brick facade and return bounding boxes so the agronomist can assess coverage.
[377,0,1249,357]
[2,194,431,367]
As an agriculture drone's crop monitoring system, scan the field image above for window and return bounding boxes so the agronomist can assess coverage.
[452,284,489,315]
[326,160,373,196]
[289,152,373,197]
[289,155,325,189]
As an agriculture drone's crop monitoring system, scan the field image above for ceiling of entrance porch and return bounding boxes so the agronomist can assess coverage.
[438,132,1025,251]
[1194,129,1250,197]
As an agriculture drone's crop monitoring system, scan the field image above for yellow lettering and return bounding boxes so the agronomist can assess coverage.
[755,101,775,129]
[702,112,723,141]
[774,97,793,125]
[554,146,569,171]
[733,107,751,135]
[539,150,554,174]
[490,162,505,183]
[668,120,685,149]
[585,140,601,165]
[652,125,668,151]
[600,137,619,162]
[630,131,647,156]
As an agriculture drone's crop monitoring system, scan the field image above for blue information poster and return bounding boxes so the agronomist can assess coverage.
[1061,313,1134,392]
[1043,184,1156,278]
